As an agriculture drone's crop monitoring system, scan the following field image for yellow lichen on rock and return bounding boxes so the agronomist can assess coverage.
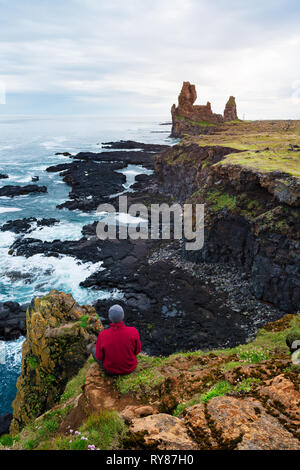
[10,290,103,434]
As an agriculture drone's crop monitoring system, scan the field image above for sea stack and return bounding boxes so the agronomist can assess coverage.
[224,96,238,121]
[171,81,239,137]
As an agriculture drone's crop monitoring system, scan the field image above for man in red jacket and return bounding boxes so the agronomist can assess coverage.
[91,304,141,376]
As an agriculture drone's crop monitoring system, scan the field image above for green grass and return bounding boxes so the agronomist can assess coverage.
[237,348,271,363]
[173,381,232,416]
[41,410,126,451]
[60,358,91,403]
[79,315,90,329]
[201,380,232,403]
[173,378,261,416]
[116,357,166,394]
[223,361,244,371]
[0,434,14,447]
[8,405,74,450]
[218,150,300,178]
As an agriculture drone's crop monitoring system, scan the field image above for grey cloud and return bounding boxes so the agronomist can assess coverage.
[0,0,299,118]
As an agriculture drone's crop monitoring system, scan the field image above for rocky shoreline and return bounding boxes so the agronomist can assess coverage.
[1,138,287,356]
[1,125,299,448]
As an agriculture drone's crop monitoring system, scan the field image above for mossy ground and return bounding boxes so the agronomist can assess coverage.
[187,120,300,178]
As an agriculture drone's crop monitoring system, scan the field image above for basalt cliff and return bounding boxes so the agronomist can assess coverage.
[171,81,238,137]
[156,119,300,313]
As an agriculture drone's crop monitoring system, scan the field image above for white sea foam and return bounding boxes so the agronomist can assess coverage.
[0,252,106,304]
[25,221,85,242]
[0,207,22,213]
[8,175,34,184]
[0,336,24,371]
[97,211,147,225]
[110,164,153,197]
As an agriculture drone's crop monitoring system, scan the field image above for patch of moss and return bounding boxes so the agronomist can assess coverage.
[27,356,39,370]
[218,150,300,178]
[206,190,237,212]
[79,315,90,329]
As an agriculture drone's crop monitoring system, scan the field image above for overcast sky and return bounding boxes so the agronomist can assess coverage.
[0,0,300,119]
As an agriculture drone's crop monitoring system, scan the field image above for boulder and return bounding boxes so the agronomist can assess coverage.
[258,375,300,424]
[286,332,300,352]
[128,413,198,450]
[121,405,157,424]
[185,396,300,450]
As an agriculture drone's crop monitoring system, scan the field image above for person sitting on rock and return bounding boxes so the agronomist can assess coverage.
[91,304,141,376]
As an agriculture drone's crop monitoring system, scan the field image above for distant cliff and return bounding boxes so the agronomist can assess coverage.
[171,81,238,137]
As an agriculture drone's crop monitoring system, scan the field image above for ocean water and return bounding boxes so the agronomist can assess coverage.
[0,115,172,414]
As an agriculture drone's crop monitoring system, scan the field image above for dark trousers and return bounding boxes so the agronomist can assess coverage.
[91,347,115,376]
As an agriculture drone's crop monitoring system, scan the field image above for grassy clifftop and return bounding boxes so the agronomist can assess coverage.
[1,313,299,450]
[185,119,300,178]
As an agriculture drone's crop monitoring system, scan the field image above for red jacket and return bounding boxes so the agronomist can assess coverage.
[95,322,141,375]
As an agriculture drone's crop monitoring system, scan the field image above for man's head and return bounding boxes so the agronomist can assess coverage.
[108,304,124,323]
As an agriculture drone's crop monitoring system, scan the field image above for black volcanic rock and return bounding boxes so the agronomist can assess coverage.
[0,173,8,179]
[1,217,59,234]
[45,141,169,212]
[101,140,169,152]
[0,184,47,197]
[8,236,103,262]
[0,413,12,436]
[0,301,28,340]
[46,163,70,173]
[47,160,126,212]
[90,256,249,356]
[72,150,156,169]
